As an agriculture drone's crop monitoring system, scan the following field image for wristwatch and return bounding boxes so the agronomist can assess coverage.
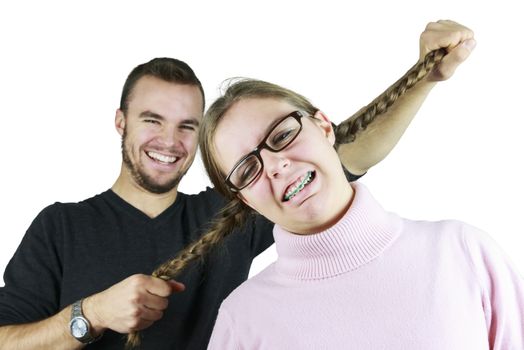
[69,299,102,344]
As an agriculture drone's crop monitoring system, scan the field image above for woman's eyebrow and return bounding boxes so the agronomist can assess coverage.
[262,112,292,136]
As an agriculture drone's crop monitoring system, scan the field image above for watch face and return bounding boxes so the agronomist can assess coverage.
[71,318,88,338]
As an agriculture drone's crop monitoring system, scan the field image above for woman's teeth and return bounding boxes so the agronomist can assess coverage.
[147,151,178,164]
[284,171,313,201]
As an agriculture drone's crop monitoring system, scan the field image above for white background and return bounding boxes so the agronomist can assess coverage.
[1,0,523,285]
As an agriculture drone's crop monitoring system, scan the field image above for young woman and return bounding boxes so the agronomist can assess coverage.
[197,83,524,349]
[129,21,524,349]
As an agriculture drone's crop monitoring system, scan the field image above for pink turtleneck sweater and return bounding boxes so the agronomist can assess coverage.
[207,182,524,349]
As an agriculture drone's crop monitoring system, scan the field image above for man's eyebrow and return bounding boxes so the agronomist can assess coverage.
[138,112,200,127]
[139,111,165,120]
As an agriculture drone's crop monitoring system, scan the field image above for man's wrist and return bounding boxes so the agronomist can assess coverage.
[81,295,106,336]
[417,78,438,90]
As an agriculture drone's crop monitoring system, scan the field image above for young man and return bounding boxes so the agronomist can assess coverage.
[0,21,474,349]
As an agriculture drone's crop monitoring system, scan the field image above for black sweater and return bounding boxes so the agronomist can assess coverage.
[0,188,274,349]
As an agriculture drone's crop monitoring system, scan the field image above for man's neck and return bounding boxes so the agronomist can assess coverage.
[111,170,178,219]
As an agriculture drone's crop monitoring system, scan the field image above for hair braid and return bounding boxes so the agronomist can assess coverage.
[334,48,447,147]
[126,48,447,348]
[125,199,251,349]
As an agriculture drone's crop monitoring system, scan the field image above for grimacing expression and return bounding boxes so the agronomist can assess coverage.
[117,76,203,194]
[213,98,353,234]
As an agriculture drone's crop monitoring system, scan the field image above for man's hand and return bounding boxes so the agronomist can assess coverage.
[83,274,186,334]
[420,19,476,82]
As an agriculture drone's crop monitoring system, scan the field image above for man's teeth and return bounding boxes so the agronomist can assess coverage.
[147,151,178,164]
[284,171,313,201]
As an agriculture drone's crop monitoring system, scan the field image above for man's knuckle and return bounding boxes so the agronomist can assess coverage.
[426,22,438,30]
[449,32,462,45]
[455,48,469,62]
[129,292,142,304]
[131,307,143,318]
[136,274,148,284]
[128,319,141,330]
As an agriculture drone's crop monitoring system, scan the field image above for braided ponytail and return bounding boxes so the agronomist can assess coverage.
[334,48,447,147]
[125,199,251,348]
[126,48,447,348]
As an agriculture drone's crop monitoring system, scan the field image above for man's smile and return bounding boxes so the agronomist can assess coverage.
[146,151,179,164]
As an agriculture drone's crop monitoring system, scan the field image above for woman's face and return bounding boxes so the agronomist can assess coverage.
[213,98,354,234]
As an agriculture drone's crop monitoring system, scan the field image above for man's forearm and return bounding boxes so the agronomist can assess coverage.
[337,21,475,175]
[0,306,84,350]
[337,79,437,175]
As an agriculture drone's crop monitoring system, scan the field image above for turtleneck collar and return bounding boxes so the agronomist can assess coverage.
[273,182,402,280]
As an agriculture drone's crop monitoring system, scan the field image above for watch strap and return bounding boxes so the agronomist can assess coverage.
[70,299,102,344]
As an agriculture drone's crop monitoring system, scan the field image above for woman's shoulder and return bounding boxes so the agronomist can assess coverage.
[397,218,511,269]
[400,217,471,239]
[220,262,281,311]
[393,218,483,260]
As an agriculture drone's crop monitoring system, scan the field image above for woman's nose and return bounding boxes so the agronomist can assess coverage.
[262,150,290,179]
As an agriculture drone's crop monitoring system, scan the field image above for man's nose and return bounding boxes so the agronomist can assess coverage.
[158,125,179,148]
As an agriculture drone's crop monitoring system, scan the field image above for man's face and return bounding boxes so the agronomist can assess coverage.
[116,76,204,194]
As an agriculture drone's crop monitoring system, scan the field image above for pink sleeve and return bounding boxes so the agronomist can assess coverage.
[207,307,240,350]
[462,224,524,349]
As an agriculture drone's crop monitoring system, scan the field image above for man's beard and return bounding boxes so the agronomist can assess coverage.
[121,130,187,194]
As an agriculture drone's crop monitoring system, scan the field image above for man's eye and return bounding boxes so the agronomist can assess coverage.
[180,125,196,131]
[144,119,160,125]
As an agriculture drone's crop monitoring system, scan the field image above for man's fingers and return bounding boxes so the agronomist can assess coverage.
[130,319,155,332]
[145,276,174,297]
[435,38,476,80]
[139,305,164,322]
[420,21,474,58]
[141,293,169,311]
[144,276,186,297]
[168,280,186,293]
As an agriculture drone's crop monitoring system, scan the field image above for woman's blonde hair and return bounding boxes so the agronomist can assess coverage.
[126,48,446,348]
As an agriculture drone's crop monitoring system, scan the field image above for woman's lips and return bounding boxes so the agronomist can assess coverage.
[282,170,315,202]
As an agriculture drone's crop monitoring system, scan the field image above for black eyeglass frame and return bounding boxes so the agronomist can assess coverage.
[224,110,306,193]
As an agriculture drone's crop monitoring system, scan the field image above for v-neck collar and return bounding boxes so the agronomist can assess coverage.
[102,189,185,226]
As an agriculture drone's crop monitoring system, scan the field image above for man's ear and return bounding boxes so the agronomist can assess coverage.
[311,110,336,146]
[115,109,126,136]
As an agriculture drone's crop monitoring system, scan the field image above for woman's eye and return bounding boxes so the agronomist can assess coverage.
[241,165,257,180]
[239,163,258,182]
[272,129,293,145]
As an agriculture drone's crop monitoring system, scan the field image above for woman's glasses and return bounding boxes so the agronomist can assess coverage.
[225,110,306,192]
